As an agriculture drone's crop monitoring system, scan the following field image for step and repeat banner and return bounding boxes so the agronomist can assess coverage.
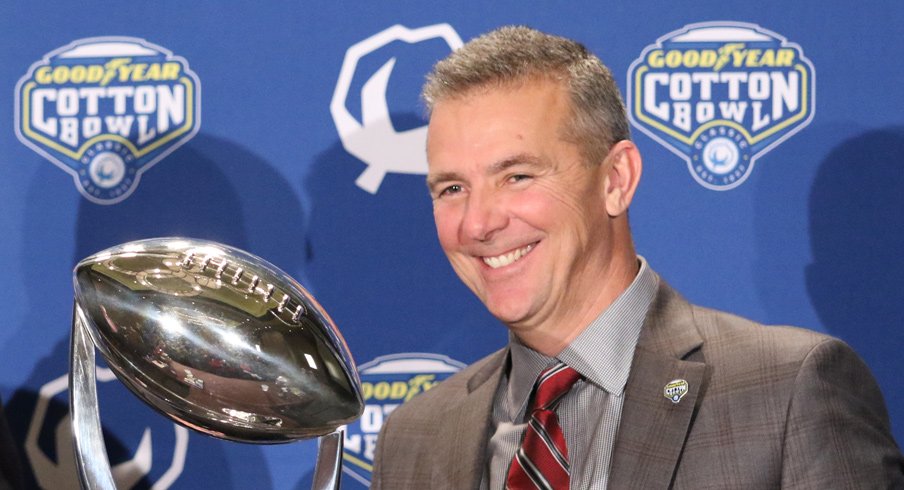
[1,2,902,488]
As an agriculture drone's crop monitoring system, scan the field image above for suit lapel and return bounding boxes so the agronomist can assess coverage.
[608,281,707,489]
[432,350,507,489]
[425,280,707,488]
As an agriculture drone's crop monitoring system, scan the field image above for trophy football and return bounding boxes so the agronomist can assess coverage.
[69,238,364,489]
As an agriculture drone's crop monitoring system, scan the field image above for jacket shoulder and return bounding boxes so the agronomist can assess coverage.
[666,298,903,486]
[689,303,836,361]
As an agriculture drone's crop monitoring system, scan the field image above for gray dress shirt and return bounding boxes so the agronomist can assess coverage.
[482,257,658,490]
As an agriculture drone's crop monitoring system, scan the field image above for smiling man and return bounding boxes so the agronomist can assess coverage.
[370,26,903,489]
[427,79,638,357]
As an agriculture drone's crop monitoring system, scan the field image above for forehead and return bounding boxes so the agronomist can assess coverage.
[425,80,572,170]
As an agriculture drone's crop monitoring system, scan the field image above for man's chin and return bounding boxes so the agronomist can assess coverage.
[485,300,535,327]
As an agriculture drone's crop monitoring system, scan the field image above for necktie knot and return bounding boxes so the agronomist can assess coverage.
[531,362,582,412]
[507,362,581,490]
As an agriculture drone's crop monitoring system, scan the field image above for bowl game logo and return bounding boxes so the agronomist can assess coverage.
[331,24,462,194]
[627,22,815,190]
[15,37,201,204]
[341,353,465,486]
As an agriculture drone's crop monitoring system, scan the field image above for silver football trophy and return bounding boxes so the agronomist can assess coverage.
[69,238,364,489]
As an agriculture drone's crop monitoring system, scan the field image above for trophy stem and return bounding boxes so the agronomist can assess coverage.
[311,429,344,490]
[70,303,116,490]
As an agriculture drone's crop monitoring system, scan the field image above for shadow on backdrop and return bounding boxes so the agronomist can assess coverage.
[806,127,904,445]
[300,125,509,490]
[73,133,312,284]
[6,339,147,490]
[304,134,505,366]
[0,391,23,490]
[8,133,310,489]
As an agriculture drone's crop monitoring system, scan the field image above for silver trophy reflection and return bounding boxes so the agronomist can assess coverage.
[69,238,364,489]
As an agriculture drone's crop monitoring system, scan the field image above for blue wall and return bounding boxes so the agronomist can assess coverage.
[1,2,902,488]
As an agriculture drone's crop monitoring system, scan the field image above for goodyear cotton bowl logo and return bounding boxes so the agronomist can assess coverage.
[15,37,200,204]
[342,353,465,486]
[628,22,815,190]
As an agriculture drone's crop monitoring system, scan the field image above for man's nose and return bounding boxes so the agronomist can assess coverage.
[460,188,507,242]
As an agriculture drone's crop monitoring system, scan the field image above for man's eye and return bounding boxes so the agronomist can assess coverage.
[438,184,462,197]
[509,174,532,183]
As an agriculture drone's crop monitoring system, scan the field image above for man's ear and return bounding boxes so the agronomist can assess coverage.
[603,140,643,217]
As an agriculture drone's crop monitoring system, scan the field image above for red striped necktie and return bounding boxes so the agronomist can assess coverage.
[506,362,582,490]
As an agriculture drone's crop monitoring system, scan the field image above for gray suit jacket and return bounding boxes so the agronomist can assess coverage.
[371,282,904,489]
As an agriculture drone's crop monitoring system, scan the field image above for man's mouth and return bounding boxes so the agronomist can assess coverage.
[482,243,535,269]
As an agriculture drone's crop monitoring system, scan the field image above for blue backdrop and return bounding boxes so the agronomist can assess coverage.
[1,2,901,488]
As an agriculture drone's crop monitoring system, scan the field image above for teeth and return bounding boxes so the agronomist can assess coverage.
[483,244,533,269]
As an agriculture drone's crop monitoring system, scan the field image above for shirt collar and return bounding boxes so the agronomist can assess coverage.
[505,256,659,414]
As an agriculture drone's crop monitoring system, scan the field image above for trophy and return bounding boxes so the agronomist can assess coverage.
[69,238,364,489]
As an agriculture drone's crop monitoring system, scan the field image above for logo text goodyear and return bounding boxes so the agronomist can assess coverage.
[32,58,181,85]
[645,45,795,71]
[361,374,440,402]
[628,22,815,190]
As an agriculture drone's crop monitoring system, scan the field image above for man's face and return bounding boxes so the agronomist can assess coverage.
[426,80,617,332]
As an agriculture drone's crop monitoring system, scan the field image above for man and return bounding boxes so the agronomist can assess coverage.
[371,26,904,489]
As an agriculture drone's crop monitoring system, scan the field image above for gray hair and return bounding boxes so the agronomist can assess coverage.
[422,26,631,165]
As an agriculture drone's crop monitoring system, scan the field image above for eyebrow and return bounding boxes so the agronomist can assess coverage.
[426,171,460,191]
[489,153,543,174]
[426,153,544,191]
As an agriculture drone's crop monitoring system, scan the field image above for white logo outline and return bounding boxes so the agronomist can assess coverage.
[26,368,188,489]
[330,24,463,194]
